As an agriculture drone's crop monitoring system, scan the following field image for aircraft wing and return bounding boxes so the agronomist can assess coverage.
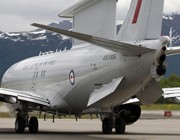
[167,47,180,56]
[0,88,50,106]
[162,87,180,98]
[123,87,180,105]
[32,23,154,56]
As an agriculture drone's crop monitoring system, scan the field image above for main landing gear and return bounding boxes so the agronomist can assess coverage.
[15,113,38,133]
[102,104,141,134]
[102,117,125,134]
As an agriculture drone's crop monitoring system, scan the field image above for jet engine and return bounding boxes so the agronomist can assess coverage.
[114,104,141,125]
[156,46,167,76]
[151,46,167,78]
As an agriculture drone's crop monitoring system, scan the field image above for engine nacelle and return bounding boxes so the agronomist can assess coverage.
[153,46,167,77]
[156,64,166,76]
[157,46,166,65]
[151,46,166,79]
[114,104,141,125]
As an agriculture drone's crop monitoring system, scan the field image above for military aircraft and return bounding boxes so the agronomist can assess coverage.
[1,0,180,134]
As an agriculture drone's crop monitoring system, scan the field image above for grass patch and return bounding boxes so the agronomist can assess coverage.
[0,112,11,118]
[0,110,99,119]
[141,104,180,110]
[1,104,180,118]
[29,113,98,120]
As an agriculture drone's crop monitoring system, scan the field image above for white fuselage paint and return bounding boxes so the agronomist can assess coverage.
[1,38,164,114]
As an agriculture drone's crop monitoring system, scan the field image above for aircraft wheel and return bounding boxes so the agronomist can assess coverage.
[102,118,113,134]
[115,117,126,134]
[29,117,38,133]
[15,116,26,133]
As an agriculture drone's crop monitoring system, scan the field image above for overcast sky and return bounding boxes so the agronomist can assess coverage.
[0,0,180,32]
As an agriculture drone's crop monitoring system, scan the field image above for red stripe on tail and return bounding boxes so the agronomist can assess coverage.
[132,0,142,24]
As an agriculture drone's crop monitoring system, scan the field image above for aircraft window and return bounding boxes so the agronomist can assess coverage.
[43,71,46,76]
[36,72,38,77]
[33,72,36,77]
[40,70,46,77]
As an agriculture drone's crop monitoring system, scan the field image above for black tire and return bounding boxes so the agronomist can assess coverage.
[29,117,38,133]
[115,117,126,134]
[102,118,113,134]
[15,117,26,133]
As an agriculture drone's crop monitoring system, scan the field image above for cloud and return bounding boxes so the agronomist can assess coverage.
[0,0,180,32]
[116,0,180,20]
[0,0,79,32]
[164,0,180,14]
[117,0,131,20]
[0,15,33,32]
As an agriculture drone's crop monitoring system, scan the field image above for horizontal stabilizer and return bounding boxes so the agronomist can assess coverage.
[167,47,180,56]
[0,88,50,106]
[87,77,124,107]
[32,23,154,56]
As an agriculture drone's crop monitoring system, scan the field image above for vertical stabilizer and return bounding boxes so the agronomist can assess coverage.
[117,0,164,41]
[59,0,116,45]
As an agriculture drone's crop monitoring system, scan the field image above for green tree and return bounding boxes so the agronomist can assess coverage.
[159,74,180,88]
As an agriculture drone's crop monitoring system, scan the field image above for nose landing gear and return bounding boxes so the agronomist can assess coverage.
[15,112,38,133]
[15,116,26,133]
[29,117,38,133]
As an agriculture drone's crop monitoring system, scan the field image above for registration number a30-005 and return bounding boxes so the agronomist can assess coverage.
[103,54,116,61]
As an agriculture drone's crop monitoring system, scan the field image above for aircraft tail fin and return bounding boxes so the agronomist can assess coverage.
[117,0,164,41]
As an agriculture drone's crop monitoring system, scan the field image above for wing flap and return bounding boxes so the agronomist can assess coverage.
[32,23,154,56]
[0,88,50,106]
[87,77,124,107]
[136,79,163,105]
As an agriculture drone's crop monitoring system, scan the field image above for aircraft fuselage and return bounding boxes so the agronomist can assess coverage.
[1,38,164,114]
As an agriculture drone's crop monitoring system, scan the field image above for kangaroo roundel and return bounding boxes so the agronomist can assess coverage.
[69,70,75,85]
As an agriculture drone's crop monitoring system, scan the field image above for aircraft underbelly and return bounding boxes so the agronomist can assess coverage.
[86,64,151,108]
[63,55,154,111]
[51,58,151,112]
[81,51,158,109]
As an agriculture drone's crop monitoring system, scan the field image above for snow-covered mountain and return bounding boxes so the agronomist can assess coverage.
[0,20,72,78]
[162,14,180,46]
[162,14,180,77]
[0,14,180,79]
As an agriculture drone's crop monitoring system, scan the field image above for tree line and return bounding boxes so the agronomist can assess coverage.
[159,74,180,88]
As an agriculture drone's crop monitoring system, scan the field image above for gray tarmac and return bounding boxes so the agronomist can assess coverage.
[0,118,180,140]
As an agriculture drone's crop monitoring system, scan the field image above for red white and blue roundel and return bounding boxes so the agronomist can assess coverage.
[69,70,75,85]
